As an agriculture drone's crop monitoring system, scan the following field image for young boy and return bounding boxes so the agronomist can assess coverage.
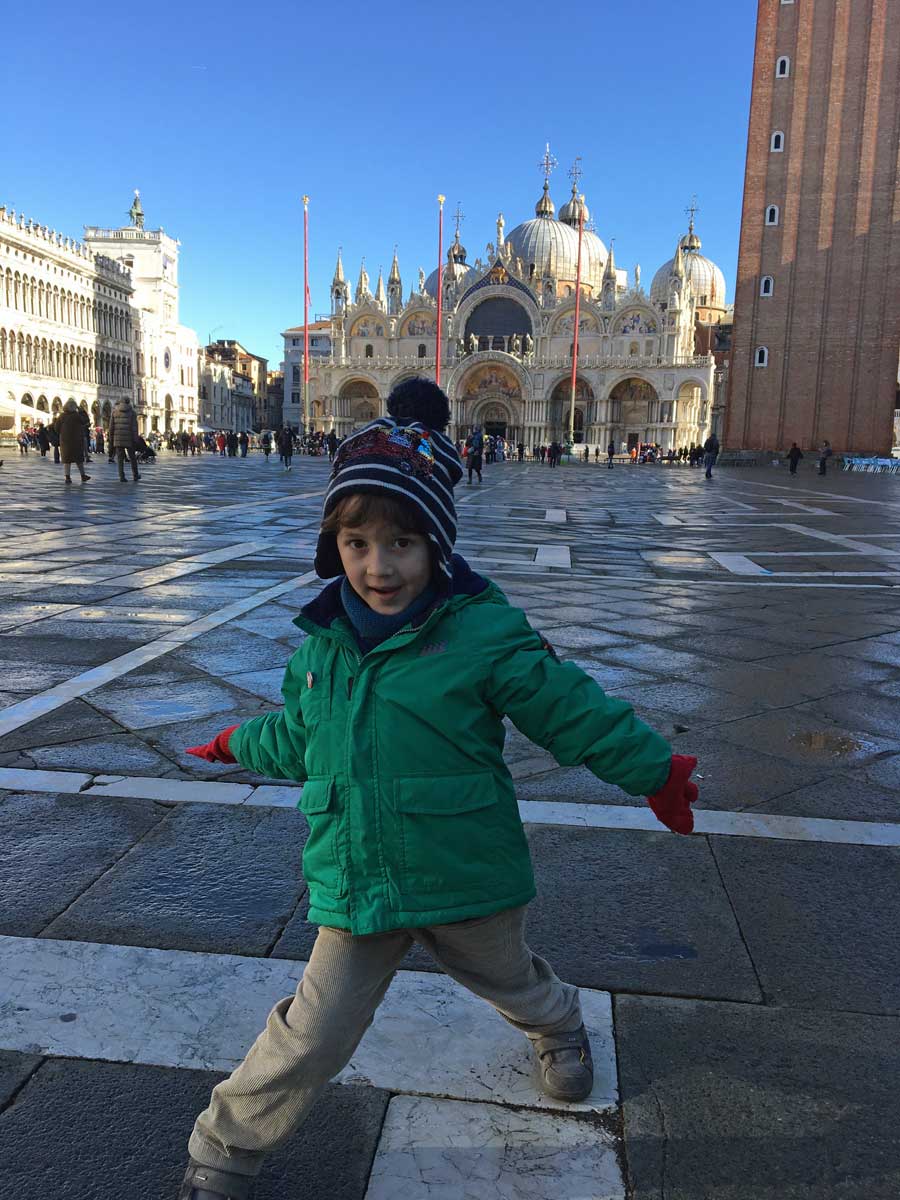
[179,379,698,1200]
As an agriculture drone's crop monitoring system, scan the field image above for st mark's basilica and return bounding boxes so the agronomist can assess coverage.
[289,153,728,453]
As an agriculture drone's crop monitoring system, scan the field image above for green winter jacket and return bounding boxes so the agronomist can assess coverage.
[230,557,672,935]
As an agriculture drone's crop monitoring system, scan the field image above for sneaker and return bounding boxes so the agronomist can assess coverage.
[178,1159,256,1199]
[531,1024,594,1102]
[81,475,91,482]
[64,477,72,484]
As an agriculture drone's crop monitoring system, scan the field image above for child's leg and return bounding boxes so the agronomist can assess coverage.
[416,905,582,1039]
[188,924,412,1178]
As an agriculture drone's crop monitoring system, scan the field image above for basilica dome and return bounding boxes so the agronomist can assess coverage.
[650,225,726,308]
[504,183,607,291]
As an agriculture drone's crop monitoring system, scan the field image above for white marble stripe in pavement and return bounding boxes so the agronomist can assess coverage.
[364,1096,625,1200]
[0,570,320,739]
[709,552,772,575]
[2,766,899,846]
[534,545,572,567]
[0,934,616,1114]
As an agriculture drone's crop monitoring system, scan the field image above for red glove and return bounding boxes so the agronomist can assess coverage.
[646,755,699,834]
[186,725,239,764]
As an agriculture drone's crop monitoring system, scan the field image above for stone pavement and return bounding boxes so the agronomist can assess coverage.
[1,448,899,1199]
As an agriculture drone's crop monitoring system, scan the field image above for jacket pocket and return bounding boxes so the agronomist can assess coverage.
[298,776,347,898]
[394,773,514,899]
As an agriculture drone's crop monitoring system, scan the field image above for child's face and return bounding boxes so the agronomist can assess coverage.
[337,519,432,614]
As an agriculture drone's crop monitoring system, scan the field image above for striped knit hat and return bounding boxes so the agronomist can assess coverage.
[314,378,463,583]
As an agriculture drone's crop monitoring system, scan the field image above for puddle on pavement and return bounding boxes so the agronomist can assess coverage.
[790,730,868,757]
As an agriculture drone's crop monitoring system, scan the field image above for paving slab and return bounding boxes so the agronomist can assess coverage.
[0,1055,390,1200]
[710,836,900,1014]
[0,791,165,937]
[40,802,309,956]
[0,696,125,748]
[365,1095,625,1199]
[616,994,900,1200]
[88,679,262,730]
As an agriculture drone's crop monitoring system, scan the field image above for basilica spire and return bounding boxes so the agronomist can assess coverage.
[355,257,371,304]
[602,238,617,309]
[388,246,403,315]
[331,246,350,314]
[374,265,387,310]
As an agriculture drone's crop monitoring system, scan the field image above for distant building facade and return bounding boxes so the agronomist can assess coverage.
[83,191,199,436]
[285,161,721,451]
[0,205,134,435]
[281,319,333,431]
[265,369,284,429]
[726,0,900,455]
[204,339,268,429]
[200,343,255,431]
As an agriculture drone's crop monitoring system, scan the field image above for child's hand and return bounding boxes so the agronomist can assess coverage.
[186,725,239,764]
[646,755,699,834]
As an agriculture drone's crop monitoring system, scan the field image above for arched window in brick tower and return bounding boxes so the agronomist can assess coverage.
[776,56,790,77]
[765,205,780,226]
[771,130,784,152]
[760,276,774,297]
[754,347,769,367]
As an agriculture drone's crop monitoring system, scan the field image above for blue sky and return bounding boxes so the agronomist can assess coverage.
[6,0,757,368]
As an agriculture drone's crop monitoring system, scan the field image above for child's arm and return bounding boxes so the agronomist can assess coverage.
[485,607,673,797]
[187,651,309,782]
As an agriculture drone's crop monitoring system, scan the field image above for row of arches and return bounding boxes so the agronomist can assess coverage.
[1,328,132,388]
[16,393,114,422]
[2,268,131,342]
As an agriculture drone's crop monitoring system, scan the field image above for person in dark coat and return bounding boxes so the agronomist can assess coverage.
[278,427,294,471]
[78,406,92,461]
[787,443,803,475]
[703,433,720,479]
[108,397,141,482]
[58,400,90,484]
[607,440,615,469]
[818,440,833,476]
[36,423,50,456]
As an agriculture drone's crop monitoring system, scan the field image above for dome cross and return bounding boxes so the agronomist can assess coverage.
[538,142,558,183]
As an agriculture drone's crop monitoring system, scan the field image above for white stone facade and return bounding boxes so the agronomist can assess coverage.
[83,199,199,436]
[293,178,720,453]
[0,206,134,437]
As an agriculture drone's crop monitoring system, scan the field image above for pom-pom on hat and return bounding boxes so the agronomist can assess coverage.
[314,378,463,583]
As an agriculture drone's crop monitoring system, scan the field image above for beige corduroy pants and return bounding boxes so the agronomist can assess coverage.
[188,904,582,1177]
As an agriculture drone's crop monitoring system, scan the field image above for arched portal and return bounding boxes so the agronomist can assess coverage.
[339,379,379,429]
[164,394,174,432]
[464,297,532,353]
[36,395,49,413]
[549,377,594,443]
[608,377,659,451]
[459,362,522,441]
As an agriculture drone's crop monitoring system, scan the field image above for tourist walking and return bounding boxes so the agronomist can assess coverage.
[57,399,90,485]
[36,423,50,457]
[787,443,803,475]
[108,396,141,482]
[239,432,249,458]
[181,377,700,1200]
[703,433,720,479]
[278,427,294,471]
[326,430,338,462]
[465,426,484,485]
[607,440,615,469]
[818,440,833,475]
[261,432,272,462]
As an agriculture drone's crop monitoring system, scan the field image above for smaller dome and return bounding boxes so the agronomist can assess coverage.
[559,185,590,229]
[424,258,471,298]
[448,232,467,264]
[680,230,702,252]
[535,181,555,218]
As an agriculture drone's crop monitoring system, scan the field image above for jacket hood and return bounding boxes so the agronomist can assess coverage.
[296,553,492,636]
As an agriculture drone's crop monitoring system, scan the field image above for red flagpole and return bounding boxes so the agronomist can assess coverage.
[435,194,445,387]
[302,196,310,437]
[568,198,585,445]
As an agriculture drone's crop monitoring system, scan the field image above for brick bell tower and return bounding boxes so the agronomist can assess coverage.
[725,0,900,456]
